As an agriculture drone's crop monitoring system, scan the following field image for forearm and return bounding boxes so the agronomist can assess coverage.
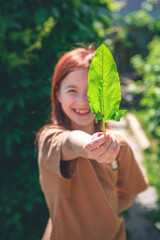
[61,130,92,161]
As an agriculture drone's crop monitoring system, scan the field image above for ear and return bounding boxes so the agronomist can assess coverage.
[56,89,62,103]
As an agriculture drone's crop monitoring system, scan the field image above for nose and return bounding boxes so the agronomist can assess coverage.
[77,92,89,104]
[83,92,89,102]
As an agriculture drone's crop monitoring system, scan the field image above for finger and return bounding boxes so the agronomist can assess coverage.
[97,140,120,163]
[107,139,119,156]
[86,132,111,151]
[92,137,113,156]
[105,143,120,163]
[90,136,119,159]
[110,135,118,149]
[91,132,103,140]
[96,133,118,154]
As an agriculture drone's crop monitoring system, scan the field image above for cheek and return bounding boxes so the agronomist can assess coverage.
[61,95,74,108]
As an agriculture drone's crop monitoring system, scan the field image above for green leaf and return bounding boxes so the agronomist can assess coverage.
[155,221,160,230]
[88,44,126,129]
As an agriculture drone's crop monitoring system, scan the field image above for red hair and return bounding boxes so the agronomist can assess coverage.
[51,46,97,127]
[36,45,105,144]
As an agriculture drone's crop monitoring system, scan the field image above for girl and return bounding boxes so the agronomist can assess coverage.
[38,45,148,240]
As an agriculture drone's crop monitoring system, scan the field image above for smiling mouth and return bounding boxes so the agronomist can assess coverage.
[73,109,91,114]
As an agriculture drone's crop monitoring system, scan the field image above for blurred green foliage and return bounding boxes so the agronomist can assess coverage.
[105,9,160,72]
[1,0,160,238]
[130,36,160,229]
[0,0,111,239]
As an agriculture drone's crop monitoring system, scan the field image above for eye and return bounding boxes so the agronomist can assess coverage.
[67,89,76,93]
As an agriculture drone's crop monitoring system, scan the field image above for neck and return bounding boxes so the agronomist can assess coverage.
[70,122,95,135]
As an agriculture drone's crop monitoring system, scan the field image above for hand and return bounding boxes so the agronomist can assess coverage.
[83,132,120,164]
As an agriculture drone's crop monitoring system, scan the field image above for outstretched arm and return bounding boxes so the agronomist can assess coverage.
[61,130,120,163]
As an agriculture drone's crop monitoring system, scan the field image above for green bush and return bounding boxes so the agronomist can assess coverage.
[0,1,111,239]
[130,36,160,228]
[131,36,160,141]
[105,9,160,72]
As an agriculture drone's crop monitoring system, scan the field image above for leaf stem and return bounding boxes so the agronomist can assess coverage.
[103,118,105,134]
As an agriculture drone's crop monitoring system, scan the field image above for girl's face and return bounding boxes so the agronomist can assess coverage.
[57,69,95,133]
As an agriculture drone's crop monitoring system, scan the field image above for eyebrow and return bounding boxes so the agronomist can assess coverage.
[65,85,77,89]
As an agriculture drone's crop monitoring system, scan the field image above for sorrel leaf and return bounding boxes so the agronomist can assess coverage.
[87,44,126,133]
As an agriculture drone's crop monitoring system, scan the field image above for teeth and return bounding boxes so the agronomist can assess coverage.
[75,109,89,114]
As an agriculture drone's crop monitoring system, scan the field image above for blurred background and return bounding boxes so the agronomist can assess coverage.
[0,0,160,239]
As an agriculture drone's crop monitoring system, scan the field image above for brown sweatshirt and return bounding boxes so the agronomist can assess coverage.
[38,125,148,240]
